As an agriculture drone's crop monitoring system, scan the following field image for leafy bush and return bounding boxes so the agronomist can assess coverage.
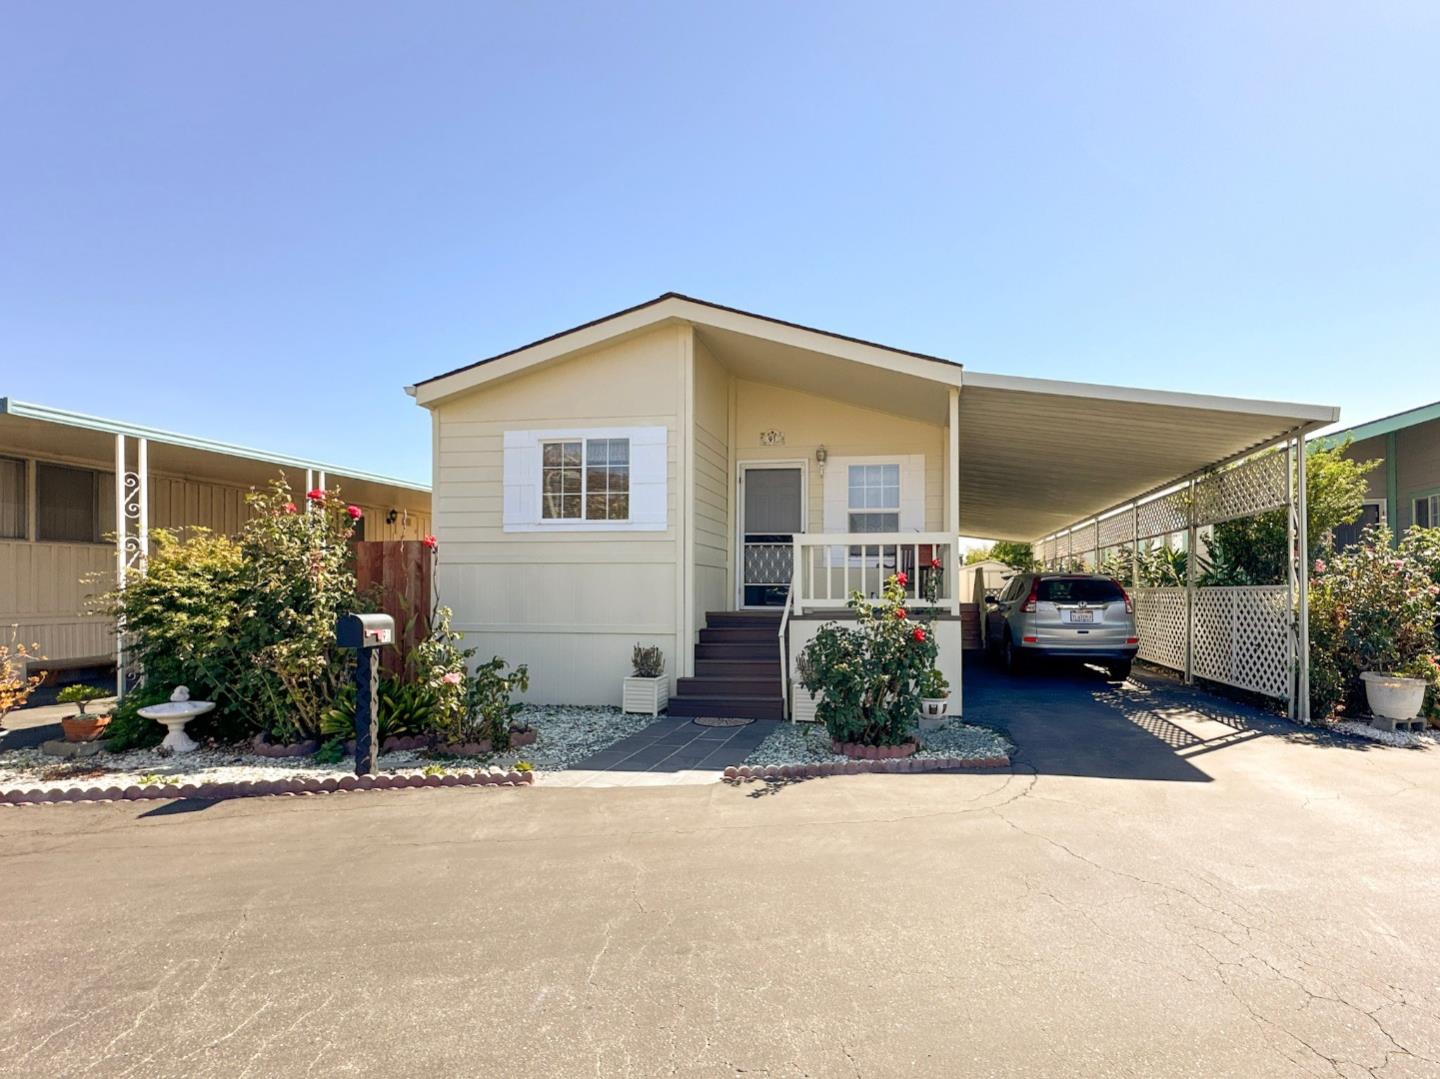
[454,657,530,750]
[106,482,363,742]
[1,644,43,722]
[797,574,938,746]
[1309,527,1440,721]
[318,676,441,742]
[102,684,169,752]
[631,644,664,678]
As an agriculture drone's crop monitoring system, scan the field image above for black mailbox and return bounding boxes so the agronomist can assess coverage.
[337,612,395,650]
[335,612,395,775]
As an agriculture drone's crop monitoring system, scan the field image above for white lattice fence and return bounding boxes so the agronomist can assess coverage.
[1136,489,1189,539]
[1194,452,1288,526]
[1135,588,1187,672]
[1192,586,1290,699]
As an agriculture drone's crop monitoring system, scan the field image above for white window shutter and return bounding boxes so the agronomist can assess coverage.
[823,465,846,534]
[502,430,538,529]
[628,426,668,528]
[900,455,924,531]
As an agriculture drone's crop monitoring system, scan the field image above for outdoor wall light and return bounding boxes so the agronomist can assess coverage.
[385,508,398,525]
[815,445,828,475]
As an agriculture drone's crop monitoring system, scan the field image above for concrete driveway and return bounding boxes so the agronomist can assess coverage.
[2,667,1438,1078]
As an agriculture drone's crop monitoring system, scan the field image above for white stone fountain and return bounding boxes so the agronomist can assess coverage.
[138,686,215,754]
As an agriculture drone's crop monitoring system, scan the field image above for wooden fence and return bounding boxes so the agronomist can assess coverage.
[354,540,432,677]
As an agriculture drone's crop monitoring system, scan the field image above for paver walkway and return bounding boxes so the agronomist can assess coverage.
[554,716,780,787]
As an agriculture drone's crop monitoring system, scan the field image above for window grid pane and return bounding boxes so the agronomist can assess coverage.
[542,441,583,519]
[0,456,23,539]
[583,439,630,521]
[36,463,98,543]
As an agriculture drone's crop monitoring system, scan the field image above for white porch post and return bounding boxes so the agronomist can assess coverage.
[1297,433,1311,722]
[1286,433,1298,719]
[136,438,149,573]
[114,434,127,698]
[947,387,960,615]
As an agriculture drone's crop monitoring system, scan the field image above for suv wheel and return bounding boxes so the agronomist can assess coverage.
[1004,634,1026,676]
[1107,660,1133,682]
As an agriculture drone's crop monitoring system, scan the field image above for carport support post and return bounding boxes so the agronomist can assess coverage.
[1184,479,1197,685]
[1130,503,1140,591]
[1297,434,1311,723]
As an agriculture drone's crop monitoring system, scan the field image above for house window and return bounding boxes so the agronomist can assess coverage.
[1333,499,1385,551]
[1416,494,1439,530]
[0,456,24,539]
[847,464,900,533]
[36,463,100,543]
[542,438,629,521]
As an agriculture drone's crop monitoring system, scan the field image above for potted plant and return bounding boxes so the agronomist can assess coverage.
[623,644,668,717]
[916,667,950,729]
[58,684,114,743]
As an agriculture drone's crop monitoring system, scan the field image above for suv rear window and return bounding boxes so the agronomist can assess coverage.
[1037,578,1126,604]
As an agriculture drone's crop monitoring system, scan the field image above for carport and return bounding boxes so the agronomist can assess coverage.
[955,373,1339,722]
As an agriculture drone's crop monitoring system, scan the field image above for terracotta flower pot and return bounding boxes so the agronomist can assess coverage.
[61,714,111,743]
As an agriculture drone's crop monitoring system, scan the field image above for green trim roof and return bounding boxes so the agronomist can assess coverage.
[0,398,428,492]
[1315,399,1440,448]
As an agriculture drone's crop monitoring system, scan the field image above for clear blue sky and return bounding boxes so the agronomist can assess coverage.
[3,2,1436,485]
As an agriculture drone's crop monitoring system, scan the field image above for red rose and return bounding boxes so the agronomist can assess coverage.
[912,627,926,642]
[282,502,298,514]
[421,534,438,550]
[306,488,326,501]
[895,571,908,587]
[894,608,907,620]
[346,504,362,520]
[930,557,942,569]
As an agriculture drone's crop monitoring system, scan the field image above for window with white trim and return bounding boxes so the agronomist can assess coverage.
[847,464,900,534]
[541,437,630,521]
[1415,493,1439,530]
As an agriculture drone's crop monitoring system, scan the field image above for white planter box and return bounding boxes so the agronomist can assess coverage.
[791,682,819,723]
[622,676,668,717]
[1360,672,1427,729]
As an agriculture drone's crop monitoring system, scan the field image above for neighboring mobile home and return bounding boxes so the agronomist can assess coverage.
[1320,400,1440,547]
[0,399,430,674]
[412,294,1339,720]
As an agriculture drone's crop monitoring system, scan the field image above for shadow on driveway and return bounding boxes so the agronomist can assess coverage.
[961,653,1308,782]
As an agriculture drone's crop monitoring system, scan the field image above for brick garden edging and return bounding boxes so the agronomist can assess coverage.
[831,739,918,760]
[723,755,1010,781]
[0,768,534,807]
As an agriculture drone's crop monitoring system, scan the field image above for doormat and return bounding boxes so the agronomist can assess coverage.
[693,716,755,727]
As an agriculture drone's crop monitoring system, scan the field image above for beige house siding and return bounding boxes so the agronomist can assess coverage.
[1347,434,1388,504]
[691,335,730,638]
[431,325,684,705]
[732,379,946,533]
[1397,417,1440,531]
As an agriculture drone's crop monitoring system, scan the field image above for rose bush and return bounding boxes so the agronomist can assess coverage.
[797,574,939,746]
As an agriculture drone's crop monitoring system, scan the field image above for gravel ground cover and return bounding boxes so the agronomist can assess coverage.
[0,704,648,793]
[1332,720,1440,749]
[746,721,1012,768]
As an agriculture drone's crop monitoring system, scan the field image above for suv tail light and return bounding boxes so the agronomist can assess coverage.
[1111,579,1134,614]
[1020,578,1041,613]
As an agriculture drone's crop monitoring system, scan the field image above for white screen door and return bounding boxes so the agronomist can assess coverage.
[740,465,803,607]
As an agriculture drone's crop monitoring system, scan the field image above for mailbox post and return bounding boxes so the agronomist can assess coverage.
[336,613,395,776]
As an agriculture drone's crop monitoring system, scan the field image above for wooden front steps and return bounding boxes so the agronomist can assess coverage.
[670,610,785,722]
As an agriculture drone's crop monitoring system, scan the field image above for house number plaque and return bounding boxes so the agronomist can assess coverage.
[759,430,785,446]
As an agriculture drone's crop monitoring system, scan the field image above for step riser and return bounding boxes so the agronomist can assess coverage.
[676,677,780,697]
[693,661,782,679]
[699,628,782,644]
[705,611,784,624]
[695,644,780,661]
[668,698,785,721]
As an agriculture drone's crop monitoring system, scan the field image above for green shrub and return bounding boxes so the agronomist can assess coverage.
[1309,527,1440,721]
[631,644,664,678]
[57,684,111,714]
[106,481,364,742]
[917,667,950,699]
[798,574,938,746]
[102,685,169,752]
[454,657,530,750]
[318,676,441,742]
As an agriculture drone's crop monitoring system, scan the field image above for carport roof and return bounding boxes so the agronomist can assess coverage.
[958,373,1337,541]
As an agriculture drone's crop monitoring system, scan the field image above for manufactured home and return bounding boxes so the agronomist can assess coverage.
[411,294,1338,720]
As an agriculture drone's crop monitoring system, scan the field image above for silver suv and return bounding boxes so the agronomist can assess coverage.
[984,573,1139,680]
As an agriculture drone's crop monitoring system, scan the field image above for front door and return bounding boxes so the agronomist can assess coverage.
[739,465,804,607]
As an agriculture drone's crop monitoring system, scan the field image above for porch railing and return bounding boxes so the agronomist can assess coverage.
[791,533,960,615]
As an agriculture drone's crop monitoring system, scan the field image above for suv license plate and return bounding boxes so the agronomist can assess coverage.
[1069,610,1094,623]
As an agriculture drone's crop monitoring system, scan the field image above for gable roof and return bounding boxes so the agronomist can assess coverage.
[1315,399,1440,448]
[409,292,963,407]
